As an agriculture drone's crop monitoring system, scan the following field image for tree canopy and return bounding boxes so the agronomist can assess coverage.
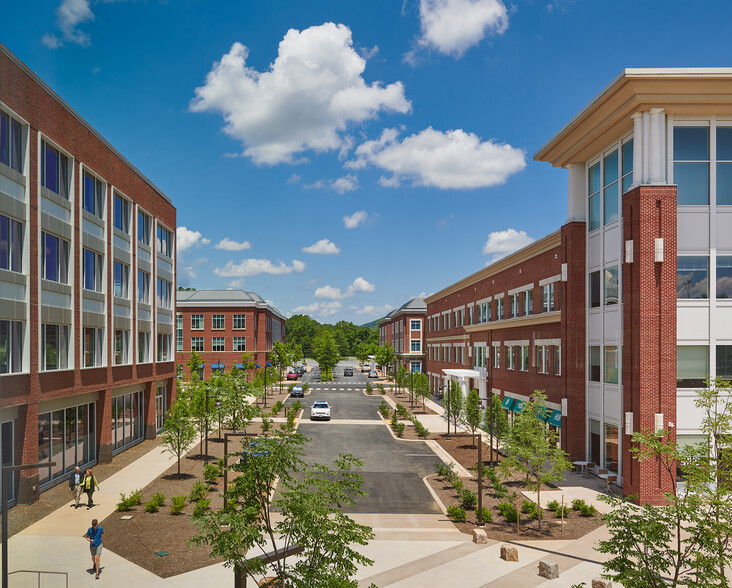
[286,314,378,358]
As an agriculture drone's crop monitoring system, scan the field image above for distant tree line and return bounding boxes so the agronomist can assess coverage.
[286,314,379,358]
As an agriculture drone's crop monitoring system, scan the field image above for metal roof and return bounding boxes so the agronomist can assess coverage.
[176,289,284,319]
[379,297,426,324]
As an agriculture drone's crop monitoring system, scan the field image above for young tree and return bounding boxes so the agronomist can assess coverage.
[313,332,340,380]
[376,343,397,380]
[414,373,431,413]
[597,378,732,587]
[161,395,197,476]
[499,390,572,531]
[186,350,203,379]
[395,364,406,396]
[483,394,509,442]
[464,389,483,447]
[446,380,464,433]
[271,341,290,392]
[191,431,374,587]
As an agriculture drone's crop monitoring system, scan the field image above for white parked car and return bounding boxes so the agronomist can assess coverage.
[310,401,331,421]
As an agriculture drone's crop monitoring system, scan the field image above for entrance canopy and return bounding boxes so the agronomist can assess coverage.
[442,369,484,379]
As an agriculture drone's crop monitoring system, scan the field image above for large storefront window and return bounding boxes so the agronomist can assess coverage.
[589,419,601,467]
[111,391,144,451]
[38,402,96,485]
[156,385,166,432]
[605,423,619,472]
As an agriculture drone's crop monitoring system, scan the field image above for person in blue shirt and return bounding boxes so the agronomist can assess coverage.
[84,518,104,579]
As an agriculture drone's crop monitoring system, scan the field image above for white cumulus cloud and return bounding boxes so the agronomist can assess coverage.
[343,210,368,229]
[356,304,394,316]
[314,277,375,300]
[215,238,252,251]
[331,174,359,194]
[302,239,341,255]
[42,0,94,48]
[214,259,306,278]
[190,23,411,165]
[482,228,535,263]
[290,301,343,318]
[177,226,211,251]
[347,127,525,189]
[417,0,509,57]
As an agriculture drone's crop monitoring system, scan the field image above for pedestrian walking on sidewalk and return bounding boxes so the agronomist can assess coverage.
[82,469,100,508]
[84,518,104,579]
[68,466,83,508]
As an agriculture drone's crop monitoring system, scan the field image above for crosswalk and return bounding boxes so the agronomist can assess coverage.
[306,387,365,391]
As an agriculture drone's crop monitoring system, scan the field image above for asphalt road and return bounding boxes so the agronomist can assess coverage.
[283,361,442,514]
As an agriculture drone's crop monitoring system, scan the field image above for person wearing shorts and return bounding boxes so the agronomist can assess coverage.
[85,518,104,579]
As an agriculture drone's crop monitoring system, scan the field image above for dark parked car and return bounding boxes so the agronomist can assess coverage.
[344,367,354,376]
[290,385,304,398]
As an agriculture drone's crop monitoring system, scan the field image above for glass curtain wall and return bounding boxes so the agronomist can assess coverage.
[111,391,144,451]
[38,402,96,484]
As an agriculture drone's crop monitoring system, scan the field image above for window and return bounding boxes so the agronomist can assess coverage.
[588,161,601,231]
[137,211,151,246]
[605,423,619,471]
[0,111,23,172]
[83,172,104,219]
[677,256,709,299]
[411,319,421,330]
[519,345,529,371]
[176,314,183,352]
[114,194,130,233]
[138,270,150,304]
[717,346,732,381]
[604,266,619,305]
[42,324,69,371]
[157,334,172,362]
[41,141,69,199]
[83,248,103,292]
[589,346,601,382]
[212,314,225,330]
[677,346,709,388]
[37,402,96,484]
[622,140,633,194]
[590,271,601,308]
[497,297,504,320]
[674,126,709,205]
[542,283,555,312]
[509,294,519,318]
[156,278,171,308]
[191,315,204,330]
[113,261,129,298]
[411,340,421,352]
[191,337,204,352]
[603,150,619,225]
[523,290,533,315]
[506,345,514,370]
[157,225,173,257]
[0,320,23,373]
[468,307,474,324]
[83,327,103,367]
[0,214,23,273]
[233,337,246,352]
[473,344,486,369]
[554,345,561,375]
[411,361,421,373]
[493,345,500,369]
[138,331,151,363]
[114,330,129,365]
[717,256,732,299]
[537,345,546,373]
[212,337,225,352]
[604,346,619,384]
[42,232,68,283]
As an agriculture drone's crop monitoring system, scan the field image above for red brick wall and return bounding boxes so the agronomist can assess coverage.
[622,185,678,504]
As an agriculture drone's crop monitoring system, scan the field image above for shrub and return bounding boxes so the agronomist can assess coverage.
[521,499,534,514]
[366,382,373,394]
[128,489,143,506]
[288,383,295,392]
[478,507,493,523]
[378,384,386,395]
[204,464,220,484]
[390,412,398,427]
[435,462,454,479]
[189,480,207,502]
[546,500,560,511]
[571,498,587,511]
[192,498,210,518]
[484,467,500,486]
[460,489,477,509]
[394,422,405,437]
[116,493,133,512]
[452,479,464,494]
[379,401,390,417]
[497,501,519,522]
[579,503,598,517]
[302,384,309,391]
[553,505,570,518]
[170,495,187,515]
[412,418,430,438]
[446,505,466,522]
[270,401,284,416]
[291,400,303,413]
[144,500,159,513]
[396,404,409,419]
[151,492,166,507]
[261,417,272,432]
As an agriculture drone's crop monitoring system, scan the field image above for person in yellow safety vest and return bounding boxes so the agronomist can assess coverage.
[82,469,100,509]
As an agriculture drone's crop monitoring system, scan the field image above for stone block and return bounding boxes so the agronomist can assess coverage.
[538,560,559,579]
[592,579,612,588]
[472,528,488,544]
[500,544,518,562]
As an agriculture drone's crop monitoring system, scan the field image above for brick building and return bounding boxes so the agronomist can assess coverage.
[175,289,286,380]
[426,68,732,504]
[0,44,177,505]
[378,297,426,373]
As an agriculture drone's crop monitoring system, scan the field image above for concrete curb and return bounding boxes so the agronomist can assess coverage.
[425,440,474,478]
[423,474,448,515]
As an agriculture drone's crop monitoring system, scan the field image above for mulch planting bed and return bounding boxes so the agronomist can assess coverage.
[427,438,604,541]
[366,386,440,416]
[101,412,300,578]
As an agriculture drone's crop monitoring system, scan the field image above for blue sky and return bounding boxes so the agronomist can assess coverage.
[6,0,732,322]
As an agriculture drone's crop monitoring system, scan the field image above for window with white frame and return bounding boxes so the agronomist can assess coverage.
[138,331,151,363]
[590,271,601,308]
[212,314,225,330]
[42,232,66,285]
[0,320,23,374]
[83,248,104,292]
[233,337,246,352]
[537,345,547,373]
[677,256,709,299]
[604,345,619,384]
[605,266,619,305]
[41,141,69,199]
[523,289,533,315]
[718,257,732,298]
[554,345,561,375]
[506,345,514,370]
[674,126,709,206]
[411,340,421,352]
[138,270,150,304]
[493,344,500,368]
[588,139,633,231]
[191,314,204,330]
[468,306,474,324]
[212,337,225,352]
[114,329,130,365]
[542,283,555,312]
[496,297,504,320]
[519,345,529,371]
[509,294,519,318]
[157,333,172,362]
[157,224,173,257]
[191,337,204,352]
[473,344,486,369]
[42,324,69,371]
[176,314,183,351]
[113,261,129,298]
[0,214,23,274]
[83,172,104,220]
[411,319,421,331]
[83,327,103,368]
[0,110,24,172]
[137,211,151,246]
[156,278,171,308]
[114,194,131,234]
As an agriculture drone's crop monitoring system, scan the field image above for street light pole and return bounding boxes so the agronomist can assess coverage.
[446,383,451,440]
[489,393,494,465]
[205,386,210,465]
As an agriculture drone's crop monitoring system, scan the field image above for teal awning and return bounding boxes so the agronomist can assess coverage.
[512,400,526,413]
[548,409,562,428]
[501,397,515,411]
